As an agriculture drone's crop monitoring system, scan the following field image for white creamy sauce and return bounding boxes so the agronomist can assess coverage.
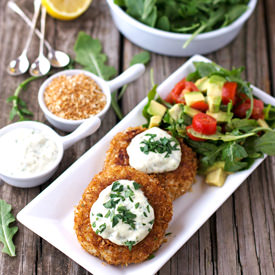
[0,128,58,177]
[90,180,154,249]
[126,127,181,173]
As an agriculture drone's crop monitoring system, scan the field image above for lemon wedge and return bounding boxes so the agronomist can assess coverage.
[42,0,92,20]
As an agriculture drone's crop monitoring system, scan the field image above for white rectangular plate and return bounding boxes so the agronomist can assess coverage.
[17,55,275,275]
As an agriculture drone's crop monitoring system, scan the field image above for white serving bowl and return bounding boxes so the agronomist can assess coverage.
[106,0,257,56]
[0,119,101,188]
[38,64,145,132]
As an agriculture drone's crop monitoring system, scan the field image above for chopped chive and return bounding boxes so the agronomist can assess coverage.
[146,205,150,213]
[92,222,96,228]
[135,202,140,209]
[147,254,155,260]
[165,232,172,236]
[97,213,103,217]
[149,219,154,225]
[129,196,133,202]
[143,212,148,217]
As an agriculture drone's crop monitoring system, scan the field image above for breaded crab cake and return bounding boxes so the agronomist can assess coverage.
[74,166,172,265]
[104,126,197,201]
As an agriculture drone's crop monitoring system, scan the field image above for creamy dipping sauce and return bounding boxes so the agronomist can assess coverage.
[127,127,181,173]
[90,180,154,250]
[0,128,58,177]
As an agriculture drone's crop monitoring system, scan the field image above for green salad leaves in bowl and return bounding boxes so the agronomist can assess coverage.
[107,0,257,56]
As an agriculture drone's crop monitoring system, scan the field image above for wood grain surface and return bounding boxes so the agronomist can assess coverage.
[0,0,274,275]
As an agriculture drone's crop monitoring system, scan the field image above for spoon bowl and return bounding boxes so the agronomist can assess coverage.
[29,55,51,76]
[48,50,70,68]
[8,53,30,75]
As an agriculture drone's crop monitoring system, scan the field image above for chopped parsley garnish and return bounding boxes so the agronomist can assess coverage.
[92,222,96,228]
[112,181,124,192]
[103,198,120,209]
[133,181,141,190]
[135,202,140,209]
[124,240,136,251]
[147,254,155,260]
[149,219,154,225]
[143,212,148,217]
[129,196,133,202]
[146,205,150,213]
[125,185,134,198]
[96,223,106,234]
[140,134,179,158]
[105,210,111,218]
[117,206,137,229]
[112,215,120,227]
[97,213,103,217]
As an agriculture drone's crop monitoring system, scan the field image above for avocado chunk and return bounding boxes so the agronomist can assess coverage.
[205,75,226,113]
[195,77,209,92]
[184,92,205,106]
[205,167,227,187]
[148,100,167,117]
[206,111,233,123]
[183,105,201,118]
[207,96,221,113]
[149,115,162,128]
[208,75,226,87]
[205,161,225,174]
[168,103,184,121]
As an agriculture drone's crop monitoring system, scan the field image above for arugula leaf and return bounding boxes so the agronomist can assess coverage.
[255,131,275,155]
[0,200,18,257]
[74,32,117,81]
[130,51,151,66]
[221,142,248,172]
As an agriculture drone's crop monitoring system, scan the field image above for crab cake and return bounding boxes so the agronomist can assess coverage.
[74,166,172,265]
[104,126,197,201]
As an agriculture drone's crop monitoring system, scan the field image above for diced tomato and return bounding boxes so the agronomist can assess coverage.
[165,92,174,104]
[167,78,199,104]
[190,101,209,111]
[192,113,217,135]
[234,99,264,119]
[186,125,205,141]
[222,82,237,105]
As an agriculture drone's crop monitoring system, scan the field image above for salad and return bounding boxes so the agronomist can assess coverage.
[114,0,250,47]
[143,62,275,186]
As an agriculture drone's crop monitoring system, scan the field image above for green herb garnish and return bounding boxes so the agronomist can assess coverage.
[140,134,179,157]
[0,200,18,257]
[133,181,141,190]
[124,240,136,251]
[96,223,106,234]
[135,202,140,209]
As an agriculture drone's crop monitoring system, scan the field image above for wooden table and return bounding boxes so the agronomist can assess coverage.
[0,1,274,274]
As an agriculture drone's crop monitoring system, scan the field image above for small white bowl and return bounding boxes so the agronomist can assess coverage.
[0,119,101,188]
[106,0,257,56]
[38,64,145,132]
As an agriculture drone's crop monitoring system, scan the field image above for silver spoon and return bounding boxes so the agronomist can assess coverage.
[7,0,41,76]
[8,1,70,68]
[29,7,51,76]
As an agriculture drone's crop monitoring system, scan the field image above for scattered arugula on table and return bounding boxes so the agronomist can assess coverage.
[142,61,275,174]
[0,200,18,257]
[115,0,249,47]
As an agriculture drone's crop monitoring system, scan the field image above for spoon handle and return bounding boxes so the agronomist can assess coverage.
[7,1,52,52]
[39,7,46,58]
[22,0,41,55]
